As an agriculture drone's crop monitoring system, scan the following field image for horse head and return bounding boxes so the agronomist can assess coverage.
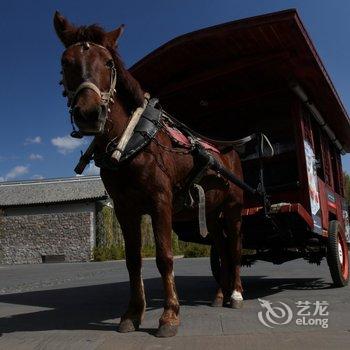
[53,12,125,136]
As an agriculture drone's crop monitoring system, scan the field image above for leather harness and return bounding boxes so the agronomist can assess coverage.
[94,99,163,169]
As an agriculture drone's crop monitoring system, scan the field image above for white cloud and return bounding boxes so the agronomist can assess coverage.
[29,153,43,161]
[2,165,29,181]
[84,163,100,176]
[24,136,42,145]
[32,174,44,180]
[51,135,85,154]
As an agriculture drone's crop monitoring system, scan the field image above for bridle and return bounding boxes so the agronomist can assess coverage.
[60,41,117,138]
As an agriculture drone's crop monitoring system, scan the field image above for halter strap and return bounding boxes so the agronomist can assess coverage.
[66,67,117,107]
[62,41,117,108]
[67,82,101,102]
[64,41,109,52]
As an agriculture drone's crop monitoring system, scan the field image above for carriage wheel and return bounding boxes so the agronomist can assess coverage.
[210,245,221,285]
[327,220,349,287]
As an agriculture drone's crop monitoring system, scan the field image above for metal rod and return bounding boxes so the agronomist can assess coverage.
[211,161,259,196]
[257,133,270,216]
[289,81,346,155]
[74,138,96,175]
[192,147,259,196]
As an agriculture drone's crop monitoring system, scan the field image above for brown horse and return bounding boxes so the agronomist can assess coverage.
[54,12,244,337]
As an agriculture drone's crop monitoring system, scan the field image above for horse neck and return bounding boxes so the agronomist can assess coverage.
[95,63,145,152]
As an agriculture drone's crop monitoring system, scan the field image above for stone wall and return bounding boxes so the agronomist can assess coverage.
[0,209,94,264]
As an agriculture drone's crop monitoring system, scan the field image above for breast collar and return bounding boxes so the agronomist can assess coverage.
[94,98,162,170]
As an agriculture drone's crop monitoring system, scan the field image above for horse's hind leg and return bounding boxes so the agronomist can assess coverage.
[209,215,231,307]
[223,202,244,309]
[116,211,146,333]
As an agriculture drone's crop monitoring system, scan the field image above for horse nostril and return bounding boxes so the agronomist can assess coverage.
[89,106,102,122]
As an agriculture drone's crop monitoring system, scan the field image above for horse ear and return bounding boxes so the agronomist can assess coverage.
[53,11,77,47]
[105,25,125,47]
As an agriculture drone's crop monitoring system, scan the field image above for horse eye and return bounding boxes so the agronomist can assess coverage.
[106,59,114,68]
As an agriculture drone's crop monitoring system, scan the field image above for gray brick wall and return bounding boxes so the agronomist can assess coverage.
[0,211,93,264]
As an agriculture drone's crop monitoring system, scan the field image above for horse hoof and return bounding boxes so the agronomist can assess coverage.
[155,324,178,338]
[118,319,139,333]
[211,297,223,307]
[230,299,243,309]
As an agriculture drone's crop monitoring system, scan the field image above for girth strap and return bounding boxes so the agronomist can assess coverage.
[193,184,209,238]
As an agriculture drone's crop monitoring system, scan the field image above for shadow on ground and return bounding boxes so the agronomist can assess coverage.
[0,275,331,335]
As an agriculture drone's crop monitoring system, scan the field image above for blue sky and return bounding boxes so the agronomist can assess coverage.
[0,0,349,181]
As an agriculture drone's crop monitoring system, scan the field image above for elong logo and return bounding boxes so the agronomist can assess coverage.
[258,299,293,328]
[258,299,329,329]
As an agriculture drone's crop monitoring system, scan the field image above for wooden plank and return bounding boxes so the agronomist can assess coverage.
[159,52,290,97]
[291,97,310,213]
[242,202,313,228]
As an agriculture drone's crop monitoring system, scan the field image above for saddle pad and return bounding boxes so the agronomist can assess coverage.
[165,125,220,154]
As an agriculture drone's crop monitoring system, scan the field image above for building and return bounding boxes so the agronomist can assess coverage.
[0,176,108,264]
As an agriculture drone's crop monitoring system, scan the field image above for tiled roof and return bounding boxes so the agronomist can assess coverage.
[0,176,108,206]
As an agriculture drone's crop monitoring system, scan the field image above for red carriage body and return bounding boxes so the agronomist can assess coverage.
[130,10,350,285]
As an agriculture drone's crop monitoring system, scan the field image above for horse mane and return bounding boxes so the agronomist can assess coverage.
[65,24,145,112]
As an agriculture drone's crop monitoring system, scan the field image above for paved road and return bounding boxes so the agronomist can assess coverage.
[0,257,349,349]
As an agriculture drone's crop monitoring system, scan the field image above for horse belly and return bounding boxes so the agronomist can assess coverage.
[172,184,226,244]
[172,219,213,245]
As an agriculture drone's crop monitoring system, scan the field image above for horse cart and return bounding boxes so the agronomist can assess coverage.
[129,10,350,287]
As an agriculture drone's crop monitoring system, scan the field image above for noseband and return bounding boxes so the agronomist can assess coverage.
[61,41,117,138]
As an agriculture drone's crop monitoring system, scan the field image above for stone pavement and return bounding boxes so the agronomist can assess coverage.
[0,257,349,349]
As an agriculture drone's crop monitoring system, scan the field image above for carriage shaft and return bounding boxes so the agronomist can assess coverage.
[193,147,259,196]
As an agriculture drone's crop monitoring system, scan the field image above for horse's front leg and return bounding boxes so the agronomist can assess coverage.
[116,212,146,333]
[151,192,180,337]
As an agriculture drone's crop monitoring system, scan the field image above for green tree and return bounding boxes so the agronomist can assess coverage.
[344,172,350,202]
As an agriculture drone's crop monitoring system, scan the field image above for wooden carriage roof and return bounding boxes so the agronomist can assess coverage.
[130,9,350,152]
